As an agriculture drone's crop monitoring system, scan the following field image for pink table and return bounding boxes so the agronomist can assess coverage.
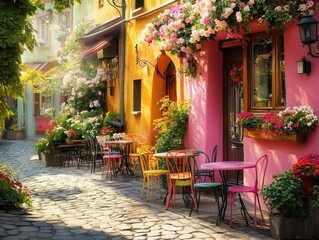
[201,161,255,224]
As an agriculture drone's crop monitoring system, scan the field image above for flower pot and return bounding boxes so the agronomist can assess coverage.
[269,213,312,240]
[300,176,319,196]
[5,130,26,140]
[244,128,307,143]
[41,152,55,167]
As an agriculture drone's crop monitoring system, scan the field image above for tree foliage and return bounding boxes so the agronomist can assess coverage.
[0,0,42,128]
[0,0,80,129]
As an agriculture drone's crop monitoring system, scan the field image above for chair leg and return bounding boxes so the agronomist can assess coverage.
[151,177,155,200]
[214,188,221,226]
[257,194,265,225]
[147,176,151,201]
[165,182,172,210]
[141,177,146,199]
[197,190,201,211]
[157,176,162,199]
[189,187,198,217]
[229,192,234,227]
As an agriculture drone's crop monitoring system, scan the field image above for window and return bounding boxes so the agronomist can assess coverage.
[98,0,104,8]
[37,14,50,47]
[249,33,285,110]
[61,10,71,32]
[135,0,144,9]
[133,79,141,113]
[34,93,53,117]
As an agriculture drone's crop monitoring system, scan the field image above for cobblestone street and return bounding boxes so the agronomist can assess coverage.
[0,139,273,240]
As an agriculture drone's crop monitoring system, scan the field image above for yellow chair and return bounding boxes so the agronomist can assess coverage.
[128,134,148,175]
[138,145,168,201]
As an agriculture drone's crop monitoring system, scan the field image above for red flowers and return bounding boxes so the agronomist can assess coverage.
[229,64,243,83]
[100,127,110,135]
[292,153,319,177]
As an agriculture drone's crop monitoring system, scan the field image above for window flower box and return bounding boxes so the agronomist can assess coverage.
[244,128,307,143]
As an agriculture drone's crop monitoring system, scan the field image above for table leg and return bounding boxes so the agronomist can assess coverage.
[219,170,228,220]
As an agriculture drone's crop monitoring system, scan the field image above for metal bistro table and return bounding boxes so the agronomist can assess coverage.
[56,142,87,167]
[105,140,134,177]
[201,161,255,225]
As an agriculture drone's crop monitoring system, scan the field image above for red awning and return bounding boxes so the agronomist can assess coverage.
[81,39,111,58]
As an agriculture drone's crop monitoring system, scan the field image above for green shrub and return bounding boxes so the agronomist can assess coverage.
[261,170,306,218]
[35,138,51,152]
[0,164,32,210]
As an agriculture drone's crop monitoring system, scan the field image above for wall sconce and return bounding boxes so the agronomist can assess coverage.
[135,44,165,79]
[297,57,311,74]
[298,15,319,58]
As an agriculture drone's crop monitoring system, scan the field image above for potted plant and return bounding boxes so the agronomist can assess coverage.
[237,106,318,142]
[292,153,319,196]
[6,124,26,140]
[261,170,312,239]
[35,137,54,167]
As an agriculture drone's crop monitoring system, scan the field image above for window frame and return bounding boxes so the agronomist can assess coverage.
[37,12,51,48]
[133,79,141,114]
[244,32,286,113]
[34,93,54,117]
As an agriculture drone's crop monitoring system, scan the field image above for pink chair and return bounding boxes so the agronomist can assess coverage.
[96,135,123,178]
[228,154,268,227]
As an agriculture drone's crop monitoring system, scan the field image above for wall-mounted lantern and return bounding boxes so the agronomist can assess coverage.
[298,15,319,58]
[297,57,311,74]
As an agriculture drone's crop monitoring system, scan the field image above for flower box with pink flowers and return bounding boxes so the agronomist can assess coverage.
[237,106,318,143]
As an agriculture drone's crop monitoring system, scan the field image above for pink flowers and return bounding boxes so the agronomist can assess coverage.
[229,65,243,83]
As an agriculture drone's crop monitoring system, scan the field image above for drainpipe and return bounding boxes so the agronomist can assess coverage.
[106,0,126,128]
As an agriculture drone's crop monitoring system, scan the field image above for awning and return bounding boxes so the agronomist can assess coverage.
[81,39,111,58]
[78,17,125,44]
[25,61,58,73]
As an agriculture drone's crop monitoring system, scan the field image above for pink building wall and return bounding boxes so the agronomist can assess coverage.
[185,14,319,206]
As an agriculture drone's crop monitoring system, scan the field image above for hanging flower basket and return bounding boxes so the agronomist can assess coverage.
[244,128,307,143]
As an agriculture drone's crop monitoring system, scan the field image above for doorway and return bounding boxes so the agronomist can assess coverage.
[223,46,244,185]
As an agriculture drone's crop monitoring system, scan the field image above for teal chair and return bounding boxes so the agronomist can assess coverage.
[189,148,222,225]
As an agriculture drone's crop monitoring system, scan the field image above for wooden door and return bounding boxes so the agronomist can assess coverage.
[223,46,244,185]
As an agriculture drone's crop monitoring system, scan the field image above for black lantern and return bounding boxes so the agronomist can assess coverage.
[298,15,319,58]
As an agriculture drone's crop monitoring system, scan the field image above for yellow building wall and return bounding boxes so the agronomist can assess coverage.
[94,0,183,144]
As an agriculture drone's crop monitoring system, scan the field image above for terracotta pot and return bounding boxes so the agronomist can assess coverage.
[300,176,319,196]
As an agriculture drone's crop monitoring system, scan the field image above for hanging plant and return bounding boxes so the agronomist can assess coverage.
[229,64,243,83]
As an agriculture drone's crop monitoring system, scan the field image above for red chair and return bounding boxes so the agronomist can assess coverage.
[165,150,197,211]
[228,154,268,227]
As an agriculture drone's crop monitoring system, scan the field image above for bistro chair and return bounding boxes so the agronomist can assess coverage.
[96,135,123,178]
[194,145,218,182]
[138,145,168,201]
[128,134,148,175]
[88,136,103,173]
[189,149,222,225]
[165,149,197,211]
[228,154,268,227]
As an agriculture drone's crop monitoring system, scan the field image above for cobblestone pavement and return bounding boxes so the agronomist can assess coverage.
[0,139,274,240]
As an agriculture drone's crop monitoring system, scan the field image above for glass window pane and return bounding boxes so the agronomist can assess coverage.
[251,37,272,107]
[279,36,286,107]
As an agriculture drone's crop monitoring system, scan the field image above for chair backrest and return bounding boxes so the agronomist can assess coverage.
[210,145,218,163]
[138,145,156,175]
[165,149,194,181]
[254,154,269,191]
[192,150,215,182]
[95,135,113,156]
